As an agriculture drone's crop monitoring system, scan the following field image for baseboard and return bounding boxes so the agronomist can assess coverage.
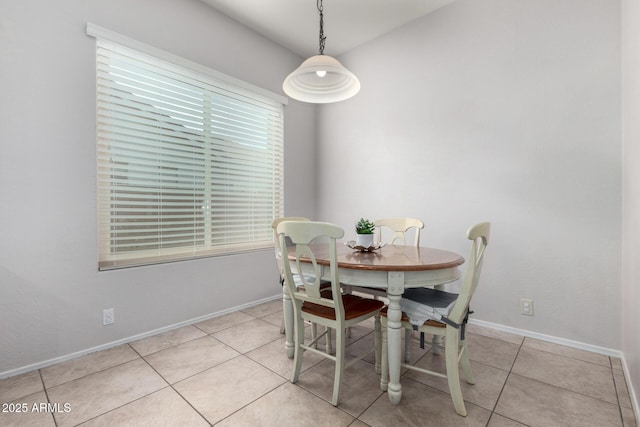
[469,318,622,357]
[620,353,640,425]
[0,294,281,380]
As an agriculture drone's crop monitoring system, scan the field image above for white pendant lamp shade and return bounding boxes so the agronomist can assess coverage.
[283,54,360,103]
[283,0,360,104]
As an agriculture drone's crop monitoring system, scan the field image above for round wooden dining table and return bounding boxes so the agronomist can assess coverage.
[285,243,464,405]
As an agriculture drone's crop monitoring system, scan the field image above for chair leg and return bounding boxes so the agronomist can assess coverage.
[283,287,295,358]
[291,314,305,384]
[311,323,318,349]
[326,326,334,354]
[332,326,346,406]
[280,282,286,334]
[445,329,467,417]
[432,334,442,355]
[344,286,352,338]
[374,314,382,374]
[404,328,412,362]
[459,335,475,385]
[380,317,389,391]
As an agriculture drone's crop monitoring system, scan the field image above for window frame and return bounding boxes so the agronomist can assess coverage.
[87,24,286,270]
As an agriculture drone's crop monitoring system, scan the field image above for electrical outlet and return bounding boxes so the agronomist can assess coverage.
[103,308,115,325]
[520,299,534,316]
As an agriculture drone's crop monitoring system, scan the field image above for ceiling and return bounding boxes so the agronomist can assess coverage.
[200,0,455,58]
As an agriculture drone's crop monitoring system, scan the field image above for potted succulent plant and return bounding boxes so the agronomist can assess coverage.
[355,218,376,247]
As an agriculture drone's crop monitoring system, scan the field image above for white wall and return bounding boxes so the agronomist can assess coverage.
[0,0,316,375]
[622,0,640,410]
[318,0,622,349]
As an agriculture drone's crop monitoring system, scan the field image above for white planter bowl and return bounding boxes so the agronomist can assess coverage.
[356,233,374,248]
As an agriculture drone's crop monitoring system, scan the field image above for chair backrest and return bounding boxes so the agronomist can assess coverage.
[277,221,346,321]
[448,222,491,324]
[272,217,310,278]
[374,217,424,246]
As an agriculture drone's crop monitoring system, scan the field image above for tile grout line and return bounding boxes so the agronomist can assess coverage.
[517,340,623,408]
[508,369,624,410]
[49,342,212,426]
[410,335,517,423]
[37,369,59,427]
[485,335,527,426]
[610,356,629,426]
[213,382,296,426]
[185,309,354,425]
[521,337,613,368]
[59,344,175,426]
[133,343,213,426]
[39,354,142,392]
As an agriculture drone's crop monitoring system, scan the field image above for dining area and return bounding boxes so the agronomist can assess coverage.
[272,217,490,416]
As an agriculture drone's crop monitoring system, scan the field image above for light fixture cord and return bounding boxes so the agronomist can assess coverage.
[317,0,326,55]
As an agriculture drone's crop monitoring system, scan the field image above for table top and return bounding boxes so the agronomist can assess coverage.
[292,243,465,272]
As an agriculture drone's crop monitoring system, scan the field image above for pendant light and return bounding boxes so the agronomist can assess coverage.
[283,0,360,103]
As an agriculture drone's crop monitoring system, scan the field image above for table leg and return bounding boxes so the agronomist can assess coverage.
[283,285,294,358]
[385,272,404,405]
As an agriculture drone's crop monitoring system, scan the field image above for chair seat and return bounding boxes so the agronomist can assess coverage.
[399,288,458,327]
[380,306,447,328]
[302,295,384,321]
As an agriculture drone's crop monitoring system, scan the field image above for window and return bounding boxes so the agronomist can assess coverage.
[88,25,285,270]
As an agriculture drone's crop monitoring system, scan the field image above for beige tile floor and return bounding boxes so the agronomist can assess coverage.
[0,298,637,426]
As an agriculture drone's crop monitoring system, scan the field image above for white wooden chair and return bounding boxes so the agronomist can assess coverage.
[272,217,332,352]
[356,217,424,299]
[352,217,424,359]
[272,216,311,335]
[277,220,384,406]
[380,222,490,416]
[374,217,424,247]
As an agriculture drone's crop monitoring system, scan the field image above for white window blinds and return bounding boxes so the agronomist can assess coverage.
[90,27,284,270]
